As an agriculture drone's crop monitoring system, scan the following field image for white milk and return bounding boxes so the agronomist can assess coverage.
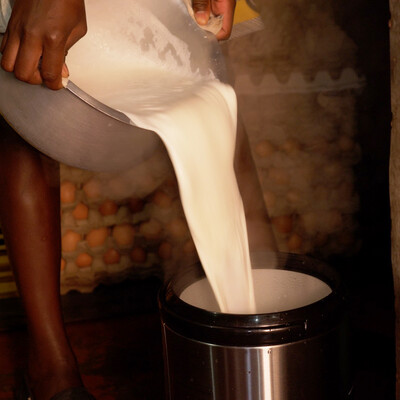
[107,73,256,314]
[180,269,332,314]
[67,0,256,313]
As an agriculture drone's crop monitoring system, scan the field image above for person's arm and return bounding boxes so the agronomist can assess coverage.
[0,0,86,89]
[192,0,236,40]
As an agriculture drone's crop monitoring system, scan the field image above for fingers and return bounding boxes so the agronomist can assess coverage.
[192,0,236,40]
[192,0,211,26]
[1,33,42,85]
[13,36,43,85]
[1,30,68,89]
[0,32,21,73]
[212,0,236,40]
[40,35,68,89]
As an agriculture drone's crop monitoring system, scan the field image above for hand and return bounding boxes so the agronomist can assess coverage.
[0,0,87,90]
[192,0,236,40]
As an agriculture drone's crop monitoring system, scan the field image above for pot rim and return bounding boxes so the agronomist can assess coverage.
[158,252,348,346]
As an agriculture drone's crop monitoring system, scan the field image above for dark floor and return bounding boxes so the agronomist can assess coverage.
[0,253,395,400]
[0,278,166,400]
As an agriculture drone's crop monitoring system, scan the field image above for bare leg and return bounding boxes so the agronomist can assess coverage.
[0,118,83,400]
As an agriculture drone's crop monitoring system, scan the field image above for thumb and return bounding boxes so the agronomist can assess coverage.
[192,0,211,25]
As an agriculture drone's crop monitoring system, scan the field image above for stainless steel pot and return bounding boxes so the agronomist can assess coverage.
[158,253,353,400]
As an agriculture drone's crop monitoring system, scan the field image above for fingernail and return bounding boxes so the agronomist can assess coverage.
[195,11,209,25]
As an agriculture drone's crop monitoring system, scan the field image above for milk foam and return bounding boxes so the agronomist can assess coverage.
[67,0,257,313]
[180,269,332,314]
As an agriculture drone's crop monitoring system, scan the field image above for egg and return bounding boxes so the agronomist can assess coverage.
[128,197,145,213]
[323,162,343,179]
[112,223,135,246]
[139,219,162,240]
[282,138,302,154]
[99,200,119,216]
[62,230,82,252]
[152,190,173,209]
[263,191,276,209]
[338,135,355,152]
[301,212,320,235]
[83,179,101,199]
[103,248,121,265]
[324,210,343,233]
[60,181,77,204]
[286,190,301,204]
[287,233,303,251]
[167,218,189,239]
[86,227,109,248]
[254,140,275,157]
[76,253,93,268]
[72,202,89,220]
[268,168,290,185]
[314,232,328,247]
[130,247,147,263]
[183,239,196,254]
[158,241,172,260]
[271,215,293,234]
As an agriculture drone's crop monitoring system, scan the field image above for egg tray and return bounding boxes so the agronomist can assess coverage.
[237,89,361,257]
[59,156,196,294]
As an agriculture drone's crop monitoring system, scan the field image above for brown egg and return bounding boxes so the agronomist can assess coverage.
[287,233,302,251]
[128,197,145,213]
[263,191,276,209]
[286,190,301,204]
[60,258,66,272]
[315,232,328,246]
[158,241,172,260]
[323,162,343,179]
[62,230,82,252]
[112,223,135,246]
[167,218,189,239]
[130,247,147,263]
[99,200,119,216]
[72,202,89,220]
[86,227,109,248]
[271,215,293,234]
[152,190,173,209]
[183,239,196,254]
[268,168,290,185]
[254,140,275,157]
[282,138,302,154]
[83,179,101,199]
[60,181,76,204]
[76,253,93,268]
[139,219,162,240]
[103,248,121,265]
[338,135,355,152]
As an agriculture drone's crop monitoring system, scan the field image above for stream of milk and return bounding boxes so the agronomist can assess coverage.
[67,0,257,314]
[105,71,256,314]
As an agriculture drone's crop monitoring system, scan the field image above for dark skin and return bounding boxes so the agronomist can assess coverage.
[0,1,236,399]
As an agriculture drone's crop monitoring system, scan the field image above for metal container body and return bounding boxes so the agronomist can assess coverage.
[159,253,352,400]
[162,323,349,400]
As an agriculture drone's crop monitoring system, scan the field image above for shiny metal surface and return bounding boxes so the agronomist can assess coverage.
[0,62,161,172]
[65,81,133,125]
[159,253,353,400]
[163,323,350,400]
